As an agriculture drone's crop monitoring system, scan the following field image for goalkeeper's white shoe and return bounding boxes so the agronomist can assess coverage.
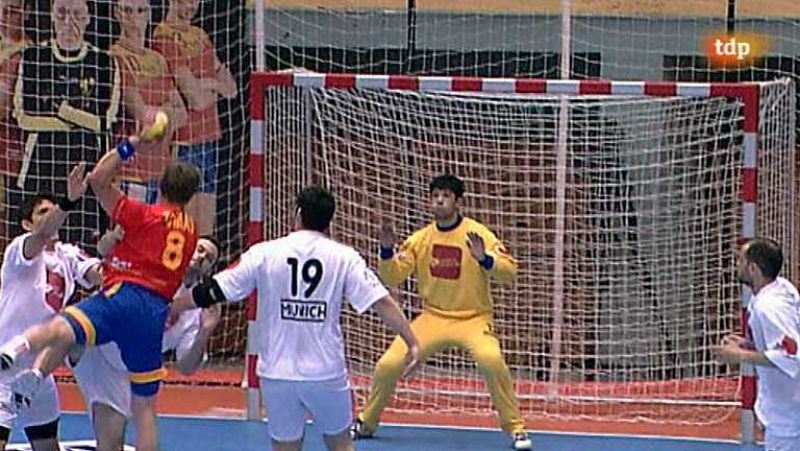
[350,419,375,440]
[512,431,532,450]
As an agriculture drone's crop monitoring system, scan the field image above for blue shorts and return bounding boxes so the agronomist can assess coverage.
[62,282,169,397]
[176,142,216,193]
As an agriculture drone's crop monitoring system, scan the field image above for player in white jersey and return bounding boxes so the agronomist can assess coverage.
[0,165,102,451]
[172,185,420,451]
[717,238,800,451]
[67,234,220,451]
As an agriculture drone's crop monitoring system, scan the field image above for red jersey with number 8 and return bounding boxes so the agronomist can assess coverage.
[103,196,198,301]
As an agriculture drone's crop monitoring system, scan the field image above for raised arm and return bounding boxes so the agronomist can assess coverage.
[89,131,164,216]
[22,164,89,259]
[376,225,418,286]
[466,229,517,284]
[87,143,125,216]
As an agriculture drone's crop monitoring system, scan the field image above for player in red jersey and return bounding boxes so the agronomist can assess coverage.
[0,132,200,451]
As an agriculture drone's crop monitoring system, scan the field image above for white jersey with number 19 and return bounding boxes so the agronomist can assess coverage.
[213,230,388,381]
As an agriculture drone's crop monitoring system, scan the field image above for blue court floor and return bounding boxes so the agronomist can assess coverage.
[7,412,764,450]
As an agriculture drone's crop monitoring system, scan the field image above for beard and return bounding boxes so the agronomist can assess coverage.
[738,273,752,287]
[184,265,201,281]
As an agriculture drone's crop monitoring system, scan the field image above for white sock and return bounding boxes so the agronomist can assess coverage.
[2,335,31,359]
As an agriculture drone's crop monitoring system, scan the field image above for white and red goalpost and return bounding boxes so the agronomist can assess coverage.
[246,71,796,441]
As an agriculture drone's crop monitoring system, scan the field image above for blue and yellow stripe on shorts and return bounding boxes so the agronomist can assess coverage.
[62,305,97,346]
[129,367,168,385]
[103,282,123,298]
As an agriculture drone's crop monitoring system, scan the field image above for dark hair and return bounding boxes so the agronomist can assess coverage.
[198,235,220,254]
[159,162,200,206]
[429,174,465,199]
[296,185,335,232]
[744,237,783,279]
[18,192,58,225]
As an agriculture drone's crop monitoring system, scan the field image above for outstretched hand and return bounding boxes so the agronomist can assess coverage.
[466,231,486,261]
[67,162,89,202]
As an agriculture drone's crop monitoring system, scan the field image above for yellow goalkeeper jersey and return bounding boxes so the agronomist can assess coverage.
[378,216,517,318]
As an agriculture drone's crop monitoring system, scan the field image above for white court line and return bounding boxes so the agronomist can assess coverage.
[371,421,754,445]
[60,410,758,445]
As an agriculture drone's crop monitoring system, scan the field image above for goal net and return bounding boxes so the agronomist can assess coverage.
[250,72,796,426]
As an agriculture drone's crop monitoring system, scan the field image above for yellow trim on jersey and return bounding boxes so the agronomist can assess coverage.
[57,101,101,132]
[50,39,90,63]
[104,282,123,298]
[106,58,121,127]
[14,114,71,132]
[63,306,96,346]
[16,133,37,189]
[129,367,167,384]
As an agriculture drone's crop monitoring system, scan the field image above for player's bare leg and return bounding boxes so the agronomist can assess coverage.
[92,403,127,451]
[0,318,75,413]
[322,427,354,451]
[0,317,75,370]
[131,394,157,451]
[32,347,67,378]
[271,438,302,451]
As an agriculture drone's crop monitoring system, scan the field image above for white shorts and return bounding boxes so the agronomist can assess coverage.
[71,345,131,422]
[260,376,352,442]
[0,371,59,430]
[765,430,800,451]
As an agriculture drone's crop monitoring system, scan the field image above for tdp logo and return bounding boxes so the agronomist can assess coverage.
[702,32,769,67]
[714,37,750,60]
[7,440,134,450]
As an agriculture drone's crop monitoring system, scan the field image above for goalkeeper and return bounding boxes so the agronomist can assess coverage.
[352,174,532,450]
